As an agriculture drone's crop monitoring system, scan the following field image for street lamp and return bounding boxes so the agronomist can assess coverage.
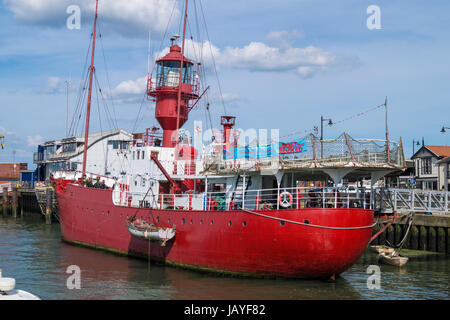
[440,126,450,133]
[412,139,420,155]
[320,115,333,158]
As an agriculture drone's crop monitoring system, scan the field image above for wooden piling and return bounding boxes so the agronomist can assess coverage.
[2,187,8,216]
[428,227,437,252]
[410,226,419,250]
[436,227,446,253]
[419,226,427,251]
[371,224,380,245]
[45,187,52,225]
[20,193,24,217]
[12,187,18,218]
[387,225,394,246]
[447,228,450,255]
[394,224,402,245]
[379,223,386,245]
[404,224,412,249]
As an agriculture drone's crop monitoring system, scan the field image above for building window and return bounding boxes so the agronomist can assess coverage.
[120,141,129,150]
[109,140,129,150]
[421,157,432,175]
[62,143,77,153]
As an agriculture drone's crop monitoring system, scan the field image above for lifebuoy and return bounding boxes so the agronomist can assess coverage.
[279,191,293,208]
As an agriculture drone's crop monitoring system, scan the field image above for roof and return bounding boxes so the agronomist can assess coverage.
[412,145,450,159]
[425,145,450,157]
[156,45,194,65]
[437,156,450,164]
[45,129,132,161]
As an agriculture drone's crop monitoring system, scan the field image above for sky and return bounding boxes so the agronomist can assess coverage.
[0,0,449,167]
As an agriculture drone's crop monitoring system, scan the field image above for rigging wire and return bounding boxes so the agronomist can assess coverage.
[96,21,119,130]
[332,103,386,126]
[197,0,227,117]
[69,22,95,138]
[279,102,387,141]
[130,0,178,134]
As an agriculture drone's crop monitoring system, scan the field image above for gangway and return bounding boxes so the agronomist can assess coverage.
[372,188,450,215]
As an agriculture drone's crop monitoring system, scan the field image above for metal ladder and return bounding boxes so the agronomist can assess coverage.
[231,175,251,209]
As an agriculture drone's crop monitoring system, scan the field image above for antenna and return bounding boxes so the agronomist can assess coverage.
[65,79,71,138]
[170,34,180,45]
[147,31,152,76]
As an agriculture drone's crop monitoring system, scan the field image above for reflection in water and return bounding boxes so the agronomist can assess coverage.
[0,215,448,300]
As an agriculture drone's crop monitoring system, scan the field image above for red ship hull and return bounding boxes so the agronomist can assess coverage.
[56,183,374,279]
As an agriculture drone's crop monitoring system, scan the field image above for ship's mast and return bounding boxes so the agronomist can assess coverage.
[175,0,189,146]
[82,0,99,179]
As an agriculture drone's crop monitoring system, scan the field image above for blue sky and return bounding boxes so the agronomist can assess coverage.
[0,0,449,167]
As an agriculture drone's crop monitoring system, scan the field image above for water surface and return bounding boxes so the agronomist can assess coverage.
[0,214,448,300]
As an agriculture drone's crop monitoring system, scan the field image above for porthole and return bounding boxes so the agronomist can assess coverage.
[190,219,193,224]
[182,218,186,224]
[242,221,247,227]
[168,218,171,224]
[228,221,232,227]
[200,220,203,225]
[107,210,110,216]
[157,216,160,223]
[210,220,214,225]
[304,219,310,225]
[280,220,285,226]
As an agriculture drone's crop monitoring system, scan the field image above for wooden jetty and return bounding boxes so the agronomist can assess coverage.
[0,185,57,224]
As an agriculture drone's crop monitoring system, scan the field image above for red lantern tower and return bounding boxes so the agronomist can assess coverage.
[147,36,200,148]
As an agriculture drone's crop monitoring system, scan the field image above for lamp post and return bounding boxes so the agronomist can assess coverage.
[440,126,450,133]
[412,139,420,156]
[320,115,333,158]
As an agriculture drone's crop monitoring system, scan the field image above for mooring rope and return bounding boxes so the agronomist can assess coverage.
[385,211,415,249]
[242,209,376,230]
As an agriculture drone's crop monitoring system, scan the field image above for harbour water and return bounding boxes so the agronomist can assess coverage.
[0,214,448,300]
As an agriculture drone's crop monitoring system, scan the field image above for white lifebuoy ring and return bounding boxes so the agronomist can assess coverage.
[279,191,293,208]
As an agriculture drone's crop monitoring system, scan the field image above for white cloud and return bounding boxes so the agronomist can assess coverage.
[27,135,44,147]
[113,76,147,96]
[110,76,147,104]
[266,30,304,49]
[46,76,62,94]
[221,93,242,103]
[3,0,179,37]
[155,39,337,78]
[0,126,14,136]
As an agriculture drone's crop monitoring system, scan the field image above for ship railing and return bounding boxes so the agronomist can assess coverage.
[209,187,371,211]
[51,170,117,188]
[118,186,371,211]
